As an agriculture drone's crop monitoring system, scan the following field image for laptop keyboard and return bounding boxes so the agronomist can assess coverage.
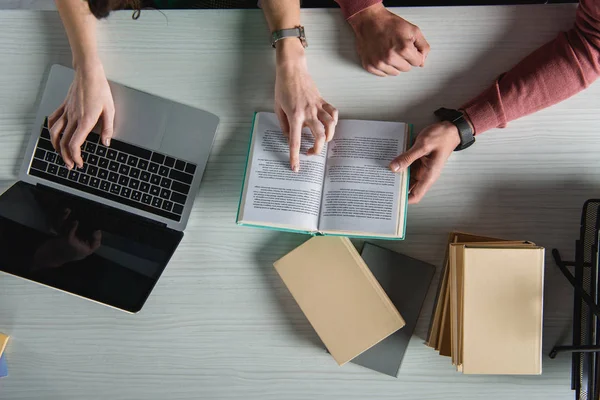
[28,118,197,222]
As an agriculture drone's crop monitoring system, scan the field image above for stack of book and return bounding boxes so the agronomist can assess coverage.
[426,232,545,375]
[273,236,435,377]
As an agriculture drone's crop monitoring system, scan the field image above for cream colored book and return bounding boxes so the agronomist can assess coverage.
[237,112,410,239]
[460,246,545,375]
[273,236,405,365]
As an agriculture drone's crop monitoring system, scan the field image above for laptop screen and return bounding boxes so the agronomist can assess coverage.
[0,181,182,313]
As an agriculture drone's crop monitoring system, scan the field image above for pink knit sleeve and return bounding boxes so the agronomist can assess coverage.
[462,0,600,134]
[335,0,382,20]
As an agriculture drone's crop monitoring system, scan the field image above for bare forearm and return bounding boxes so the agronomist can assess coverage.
[55,0,100,69]
[261,0,305,67]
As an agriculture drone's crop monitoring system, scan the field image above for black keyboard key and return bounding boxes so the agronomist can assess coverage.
[109,139,152,160]
[140,171,151,182]
[68,170,79,181]
[108,161,119,172]
[137,159,149,170]
[169,169,194,184]
[150,185,161,196]
[121,187,132,198]
[87,132,100,143]
[185,163,197,174]
[58,167,68,178]
[96,146,107,157]
[31,158,48,172]
[150,174,161,185]
[85,142,97,153]
[131,191,142,201]
[79,174,90,185]
[119,164,130,175]
[164,156,175,167]
[98,158,109,169]
[98,169,108,180]
[90,177,100,188]
[88,154,99,166]
[171,191,187,205]
[175,160,186,171]
[82,152,89,163]
[107,149,117,160]
[160,189,171,199]
[127,156,138,167]
[140,182,150,193]
[76,165,88,175]
[152,197,163,208]
[151,153,165,164]
[148,162,159,173]
[117,152,128,163]
[48,164,58,175]
[45,152,57,163]
[162,200,173,212]
[158,165,169,177]
[171,181,191,195]
[28,168,181,222]
[173,203,184,215]
[100,181,111,192]
[129,179,140,190]
[160,177,172,189]
[34,148,45,160]
[142,194,152,205]
[110,184,121,195]
[129,168,140,179]
[37,138,55,151]
[108,172,118,183]
[87,165,98,177]
[118,175,129,186]
[41,126,50,139]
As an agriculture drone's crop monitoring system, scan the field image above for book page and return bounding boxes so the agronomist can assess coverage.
[318,120,406,236]
[238,113,327,232]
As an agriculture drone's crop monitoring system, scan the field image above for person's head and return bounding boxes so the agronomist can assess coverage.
[86,0,141,19]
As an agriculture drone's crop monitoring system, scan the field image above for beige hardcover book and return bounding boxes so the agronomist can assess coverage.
[427,232,508,348]
[0,333,8,358]
[461,246,544,375]
[273,236,405,366]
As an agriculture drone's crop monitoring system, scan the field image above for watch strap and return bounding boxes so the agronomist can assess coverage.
[434,107,475,151]
[271,26,307,48]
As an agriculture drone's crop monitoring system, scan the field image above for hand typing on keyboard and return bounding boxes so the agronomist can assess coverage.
[48,62,115,170]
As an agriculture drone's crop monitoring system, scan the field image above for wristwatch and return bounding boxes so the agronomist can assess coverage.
[434,107,475,151]
[271,26,307,48]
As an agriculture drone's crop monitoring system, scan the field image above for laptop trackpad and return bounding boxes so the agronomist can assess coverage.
[110,84,168,149]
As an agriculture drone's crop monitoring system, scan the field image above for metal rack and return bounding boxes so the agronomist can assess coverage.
[550,200,600,400]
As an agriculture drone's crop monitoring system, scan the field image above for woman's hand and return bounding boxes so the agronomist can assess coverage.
[48,61,115,170]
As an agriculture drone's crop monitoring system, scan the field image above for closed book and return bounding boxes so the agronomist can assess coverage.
[273,237,405,365]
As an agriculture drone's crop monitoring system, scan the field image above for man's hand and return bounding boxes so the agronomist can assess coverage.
[48,60,115,170]
[275,39,338,172]
[389,122,460,204]
[348,3,430,77]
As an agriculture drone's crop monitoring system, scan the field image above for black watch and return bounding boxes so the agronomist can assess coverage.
[434,107,475,151]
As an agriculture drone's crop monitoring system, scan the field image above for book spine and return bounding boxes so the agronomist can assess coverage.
[236,112,258,224]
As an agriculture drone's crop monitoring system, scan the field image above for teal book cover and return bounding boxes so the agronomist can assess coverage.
[236,112,411,240]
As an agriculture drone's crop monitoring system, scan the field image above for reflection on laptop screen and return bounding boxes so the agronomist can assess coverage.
[0,182,182,313]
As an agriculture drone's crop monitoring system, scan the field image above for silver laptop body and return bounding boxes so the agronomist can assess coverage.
[19,64,219,231]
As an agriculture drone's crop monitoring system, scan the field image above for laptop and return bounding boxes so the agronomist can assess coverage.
[0,64,219,313]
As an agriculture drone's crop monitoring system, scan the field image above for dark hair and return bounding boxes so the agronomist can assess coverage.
[86,0,141,19]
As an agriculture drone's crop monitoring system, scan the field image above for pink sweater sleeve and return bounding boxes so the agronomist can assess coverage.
[462,0,600,134]
[335,0,382,20]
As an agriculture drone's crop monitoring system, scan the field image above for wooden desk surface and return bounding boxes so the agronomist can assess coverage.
[0,5,595,399]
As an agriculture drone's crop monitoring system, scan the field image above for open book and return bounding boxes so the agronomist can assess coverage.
[237,112,410,239]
